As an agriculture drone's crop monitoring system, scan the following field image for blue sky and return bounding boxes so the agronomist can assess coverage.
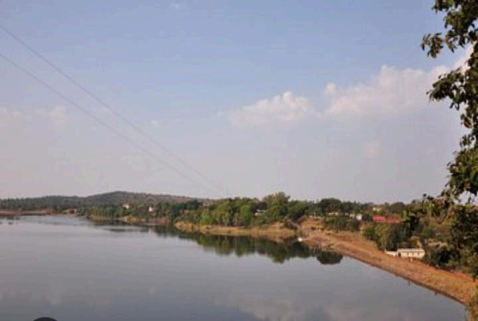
[0,0,468,201]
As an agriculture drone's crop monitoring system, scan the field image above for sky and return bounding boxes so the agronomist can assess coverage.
[0,0,469,202]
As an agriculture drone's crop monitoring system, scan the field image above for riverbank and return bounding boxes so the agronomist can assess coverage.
[174,221,297,242]
[299,218,476,306]
[0,209,55,216]
[87,215,170,225]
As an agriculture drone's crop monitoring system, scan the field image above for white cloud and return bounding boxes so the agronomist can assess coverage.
[0,107,22,126]
[225,91,321,127]
[363,141,381,159]
[48,106,68,127]
[170,2,187,10]
[223,47,472,128]
[324,64,448,118]
[324,46,472,119]
[151,120,160,128]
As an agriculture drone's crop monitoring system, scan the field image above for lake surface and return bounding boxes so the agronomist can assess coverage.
[0,216,465,321]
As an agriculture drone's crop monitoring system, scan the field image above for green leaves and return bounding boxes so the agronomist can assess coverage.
[421,0,478,287]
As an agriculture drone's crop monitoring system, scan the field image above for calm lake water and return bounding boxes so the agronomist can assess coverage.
[0,216,465,321]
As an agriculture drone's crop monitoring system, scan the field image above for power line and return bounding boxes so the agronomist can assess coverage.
[0,23,227,197]
[0,50,219,196]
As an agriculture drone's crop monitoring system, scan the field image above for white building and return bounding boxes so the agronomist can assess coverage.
[385,248,426,259]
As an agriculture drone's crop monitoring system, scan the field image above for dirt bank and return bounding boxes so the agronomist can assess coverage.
[299,218,476,306]
[174,221,296,242]
[0,210,55,216]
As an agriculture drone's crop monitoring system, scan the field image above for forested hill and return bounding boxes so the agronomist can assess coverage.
[0,191,205,211]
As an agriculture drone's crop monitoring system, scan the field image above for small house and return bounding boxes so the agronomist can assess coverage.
[397,248,426,259]
[385,248,425,260]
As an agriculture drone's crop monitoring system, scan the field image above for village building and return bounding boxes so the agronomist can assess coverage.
[385,248,426,259]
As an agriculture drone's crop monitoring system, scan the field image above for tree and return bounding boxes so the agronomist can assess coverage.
[235,203,253,227]
[263,192,290,220]
[421,0,478,282]
[287,201,309,221]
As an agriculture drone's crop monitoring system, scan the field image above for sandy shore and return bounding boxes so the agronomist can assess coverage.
[299,218,476,306]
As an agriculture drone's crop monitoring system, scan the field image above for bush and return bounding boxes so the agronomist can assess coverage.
[323,216,360,232]
[424,246,458,269]
[420,226,436,239]
[362,224,377,241]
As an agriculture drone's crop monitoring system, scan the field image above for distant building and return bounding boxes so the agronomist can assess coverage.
[348,213,363,221]
[148,206,155,213]
[373,216,401,224]
[123,204,130,210]
[385,250,400,257]
[385,248,425,259]
[326,212,340,216]
[372,206,383,213]
[254,209,266,217]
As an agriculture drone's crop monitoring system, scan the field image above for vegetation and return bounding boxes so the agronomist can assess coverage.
[0,191,201,211]
[421,1,478,318]
[323,216,360,232]
[362,223,411,251]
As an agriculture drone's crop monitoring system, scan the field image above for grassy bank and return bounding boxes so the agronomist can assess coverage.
[174,221,297,242]
[299,218,476,307]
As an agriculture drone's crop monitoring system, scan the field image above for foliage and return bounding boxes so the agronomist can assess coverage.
[0,191,202,211]
[362,224,377,241]
[362,223,410,251]
[421,0,478,279]
[323,216,360,232]
[424,245,459,270]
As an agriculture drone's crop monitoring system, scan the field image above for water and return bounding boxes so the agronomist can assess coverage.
[0,216,465,321]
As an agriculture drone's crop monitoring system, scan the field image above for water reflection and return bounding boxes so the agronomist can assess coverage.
[315,250,343,265]
[92,221,331,265]
[0,216,465,321]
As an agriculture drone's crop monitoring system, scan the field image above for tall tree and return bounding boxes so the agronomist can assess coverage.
[421,1,478,318]
[421,0,478,275]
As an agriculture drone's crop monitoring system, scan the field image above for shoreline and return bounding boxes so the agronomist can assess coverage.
[174,219,476,307]
[299,219,476,306]
[0,210,56,216]
[6,213,474,308]
[174,221,297,242]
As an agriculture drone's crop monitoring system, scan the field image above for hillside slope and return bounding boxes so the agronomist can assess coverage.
[0,191,205,210]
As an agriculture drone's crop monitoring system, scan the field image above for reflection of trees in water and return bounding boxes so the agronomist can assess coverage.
[176,233,320,264]
[315,249,343,265]
[95,222,343,266]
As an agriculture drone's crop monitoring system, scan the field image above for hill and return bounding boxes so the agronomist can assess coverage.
[0,191,205,211]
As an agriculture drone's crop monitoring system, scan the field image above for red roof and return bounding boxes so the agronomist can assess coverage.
[373,216,401,224]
